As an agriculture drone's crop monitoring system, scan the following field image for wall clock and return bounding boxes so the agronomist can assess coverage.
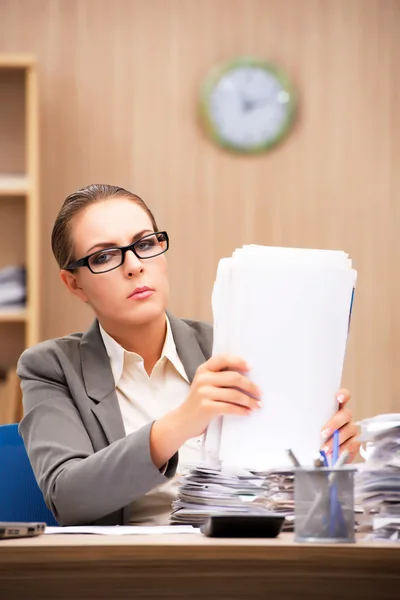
[200,57,296,154]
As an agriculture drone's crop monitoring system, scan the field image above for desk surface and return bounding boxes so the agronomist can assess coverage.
[1,533,399,600]
[0,530,397,557]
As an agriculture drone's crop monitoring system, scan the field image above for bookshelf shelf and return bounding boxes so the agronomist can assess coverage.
[0,54,35,69]
[0,174,29,196]
[0,308,27,322]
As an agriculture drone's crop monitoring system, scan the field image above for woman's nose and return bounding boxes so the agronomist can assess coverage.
[123,249,143,276]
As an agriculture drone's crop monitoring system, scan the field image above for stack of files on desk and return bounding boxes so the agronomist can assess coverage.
[260,469,295,526]
[171,466,271,526]
[371,515,400,541]
[356,414,400,541]
[0,265,26,308]
[203,245,357,471]
[170,466,295,530]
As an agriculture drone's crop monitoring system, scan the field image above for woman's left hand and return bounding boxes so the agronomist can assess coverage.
[320,389,360,462]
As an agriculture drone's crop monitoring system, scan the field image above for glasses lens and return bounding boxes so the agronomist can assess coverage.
[89,248,123,273]
[134,233,168,258]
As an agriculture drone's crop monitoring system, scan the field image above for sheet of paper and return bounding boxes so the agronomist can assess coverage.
[205,245,357,470]
[44,525,199,535]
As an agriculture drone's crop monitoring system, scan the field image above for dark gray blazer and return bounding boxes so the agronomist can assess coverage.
[17,314,213,526]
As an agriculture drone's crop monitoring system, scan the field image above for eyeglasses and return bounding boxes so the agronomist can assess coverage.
[64,231,169,274]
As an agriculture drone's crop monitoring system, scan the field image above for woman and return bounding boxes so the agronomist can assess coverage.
[17,184,360,526]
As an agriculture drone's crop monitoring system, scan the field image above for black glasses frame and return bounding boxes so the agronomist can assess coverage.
[64,231,169,274]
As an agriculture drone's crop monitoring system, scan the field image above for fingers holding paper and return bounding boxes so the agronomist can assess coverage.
[175,354,261,439]
[149,354,260,468]
[321,389,360,462]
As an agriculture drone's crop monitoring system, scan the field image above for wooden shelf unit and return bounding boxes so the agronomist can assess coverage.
[0,174,30,196]
[0,55,39,421]
[0,307,28,323]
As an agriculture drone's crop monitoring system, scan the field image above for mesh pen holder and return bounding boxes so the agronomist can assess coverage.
[294,468,356,543]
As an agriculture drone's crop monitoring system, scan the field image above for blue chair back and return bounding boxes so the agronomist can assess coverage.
[0,423,58,525]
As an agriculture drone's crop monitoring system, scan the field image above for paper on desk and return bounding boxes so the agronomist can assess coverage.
[45,525,198,535]
[204,245,357,470]
[171,465,295,530]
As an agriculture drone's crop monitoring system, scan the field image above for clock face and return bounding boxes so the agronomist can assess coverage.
[200,58,296,153]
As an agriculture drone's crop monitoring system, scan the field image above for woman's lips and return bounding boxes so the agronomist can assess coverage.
[128,286,155,300]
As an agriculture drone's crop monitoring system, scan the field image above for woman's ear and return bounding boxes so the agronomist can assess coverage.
[60,270,88,303]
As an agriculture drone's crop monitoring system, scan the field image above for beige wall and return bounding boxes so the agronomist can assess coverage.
[0,0,399,421]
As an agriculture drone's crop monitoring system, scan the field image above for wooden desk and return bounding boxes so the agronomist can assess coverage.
[0,532,399,600]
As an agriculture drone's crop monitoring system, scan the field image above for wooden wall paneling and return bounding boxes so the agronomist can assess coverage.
[0,0,398,421]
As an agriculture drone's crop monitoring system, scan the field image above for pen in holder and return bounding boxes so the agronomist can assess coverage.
[294,460,355,544]
[329,430,340,536]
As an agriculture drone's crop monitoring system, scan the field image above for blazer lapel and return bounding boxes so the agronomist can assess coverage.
[167,313,209,382]
[80,315,209,441]
[79,320,126,445]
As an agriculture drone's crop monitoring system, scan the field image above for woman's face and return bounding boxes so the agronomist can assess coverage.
[62,198,169,327]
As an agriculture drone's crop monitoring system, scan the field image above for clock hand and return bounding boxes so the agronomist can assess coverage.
[241,95,272,112]
[241,95,260,112]
[243,100,255,111]
[238,90,252,112]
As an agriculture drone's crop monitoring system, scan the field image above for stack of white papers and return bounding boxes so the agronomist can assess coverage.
[171,466,294,530]
[203,245,357,470]
[171,466,276,525]
[356,414,400,541]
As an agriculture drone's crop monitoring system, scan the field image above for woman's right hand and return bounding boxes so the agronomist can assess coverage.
[175,354,262,440]
[149,355,261,469]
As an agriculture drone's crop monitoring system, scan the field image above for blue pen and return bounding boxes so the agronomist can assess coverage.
[329,420,341,535]
[319,449,329,467]
[332,429,340,467]
[327,286,354,536]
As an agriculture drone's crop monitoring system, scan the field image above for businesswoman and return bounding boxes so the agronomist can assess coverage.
[17,184,360,526]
